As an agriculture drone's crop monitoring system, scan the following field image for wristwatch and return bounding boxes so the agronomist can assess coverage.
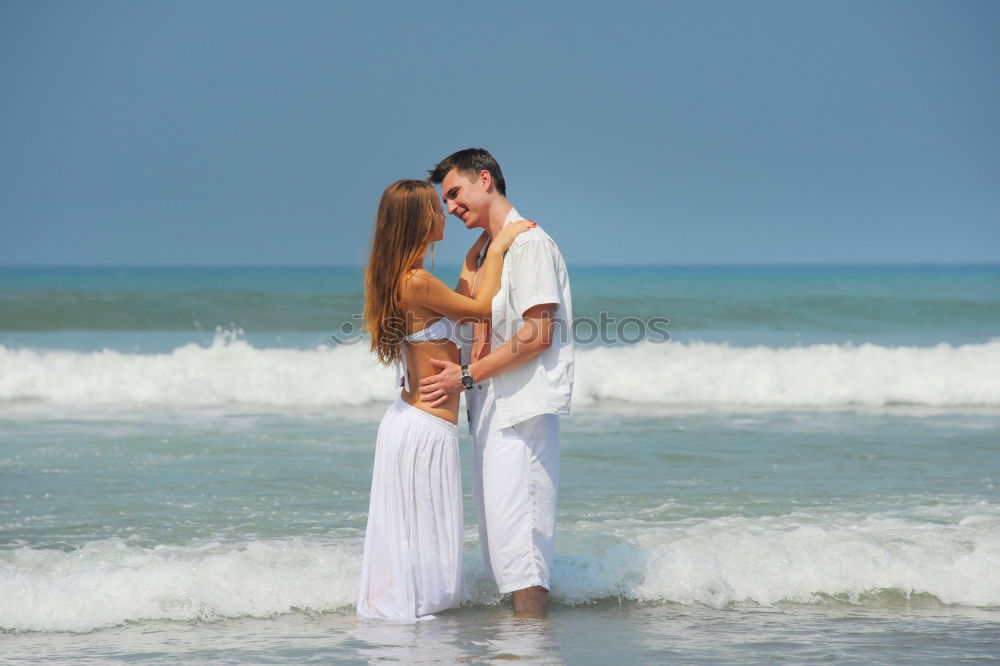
[460,365,475,390]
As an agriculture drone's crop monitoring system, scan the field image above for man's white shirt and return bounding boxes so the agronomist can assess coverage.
[483,206,574,429]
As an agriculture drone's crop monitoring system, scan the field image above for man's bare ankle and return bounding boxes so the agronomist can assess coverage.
[511,585,548,617]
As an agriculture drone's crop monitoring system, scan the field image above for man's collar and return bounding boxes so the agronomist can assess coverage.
[503,206,521,226]
[478,204,521,267]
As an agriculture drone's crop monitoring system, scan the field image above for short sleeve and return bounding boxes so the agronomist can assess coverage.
[508,237,562,317]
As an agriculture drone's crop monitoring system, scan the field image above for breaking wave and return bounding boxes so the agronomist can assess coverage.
[3,502,998,632]
[1,332,998,409]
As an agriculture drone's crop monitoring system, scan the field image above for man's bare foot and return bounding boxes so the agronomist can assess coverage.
[511,585,548,617]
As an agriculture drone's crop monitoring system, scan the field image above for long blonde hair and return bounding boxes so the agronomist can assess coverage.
[363,179,438,366]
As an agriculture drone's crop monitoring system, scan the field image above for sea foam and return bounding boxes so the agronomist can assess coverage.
[553,505,1000,609]
[0,538,360,633]
[2,504,997,632]
[2,333,998,409]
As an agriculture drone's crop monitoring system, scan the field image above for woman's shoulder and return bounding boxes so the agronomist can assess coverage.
[400,268,440,298]
[401,268,433,284]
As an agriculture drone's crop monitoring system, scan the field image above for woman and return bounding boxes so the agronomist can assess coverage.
[356,179,533,620]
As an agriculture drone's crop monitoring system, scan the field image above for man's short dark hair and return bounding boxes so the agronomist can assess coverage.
[428,148,507,197]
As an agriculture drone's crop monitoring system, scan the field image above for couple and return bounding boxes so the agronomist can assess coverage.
[356,148,574,620]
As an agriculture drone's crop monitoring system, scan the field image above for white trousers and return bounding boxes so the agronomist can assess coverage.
[468,381,560,594]
[357,399,463,620]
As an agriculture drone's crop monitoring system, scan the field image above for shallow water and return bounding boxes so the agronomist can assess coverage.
[2,265,998,662]
[4,602,999,664]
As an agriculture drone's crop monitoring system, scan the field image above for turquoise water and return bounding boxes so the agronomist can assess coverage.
[2,264,997,343]
[1,265,998,663]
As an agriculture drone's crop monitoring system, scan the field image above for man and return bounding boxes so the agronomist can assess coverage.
[419,148,573,616]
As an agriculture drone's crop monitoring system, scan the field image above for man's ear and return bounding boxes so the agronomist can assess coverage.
[479,169,493,193]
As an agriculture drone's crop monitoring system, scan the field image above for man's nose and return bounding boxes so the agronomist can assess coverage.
[447,200,459,215]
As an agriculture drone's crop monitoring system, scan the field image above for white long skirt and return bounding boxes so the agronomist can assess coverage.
[356,399,463,620]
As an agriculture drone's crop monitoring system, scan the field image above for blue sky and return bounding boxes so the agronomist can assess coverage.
[1,0,997,266]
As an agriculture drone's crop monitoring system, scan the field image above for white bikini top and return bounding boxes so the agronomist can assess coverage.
[395,318,463,392]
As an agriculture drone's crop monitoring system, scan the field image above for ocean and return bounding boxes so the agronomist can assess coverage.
[1,264,998,664]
